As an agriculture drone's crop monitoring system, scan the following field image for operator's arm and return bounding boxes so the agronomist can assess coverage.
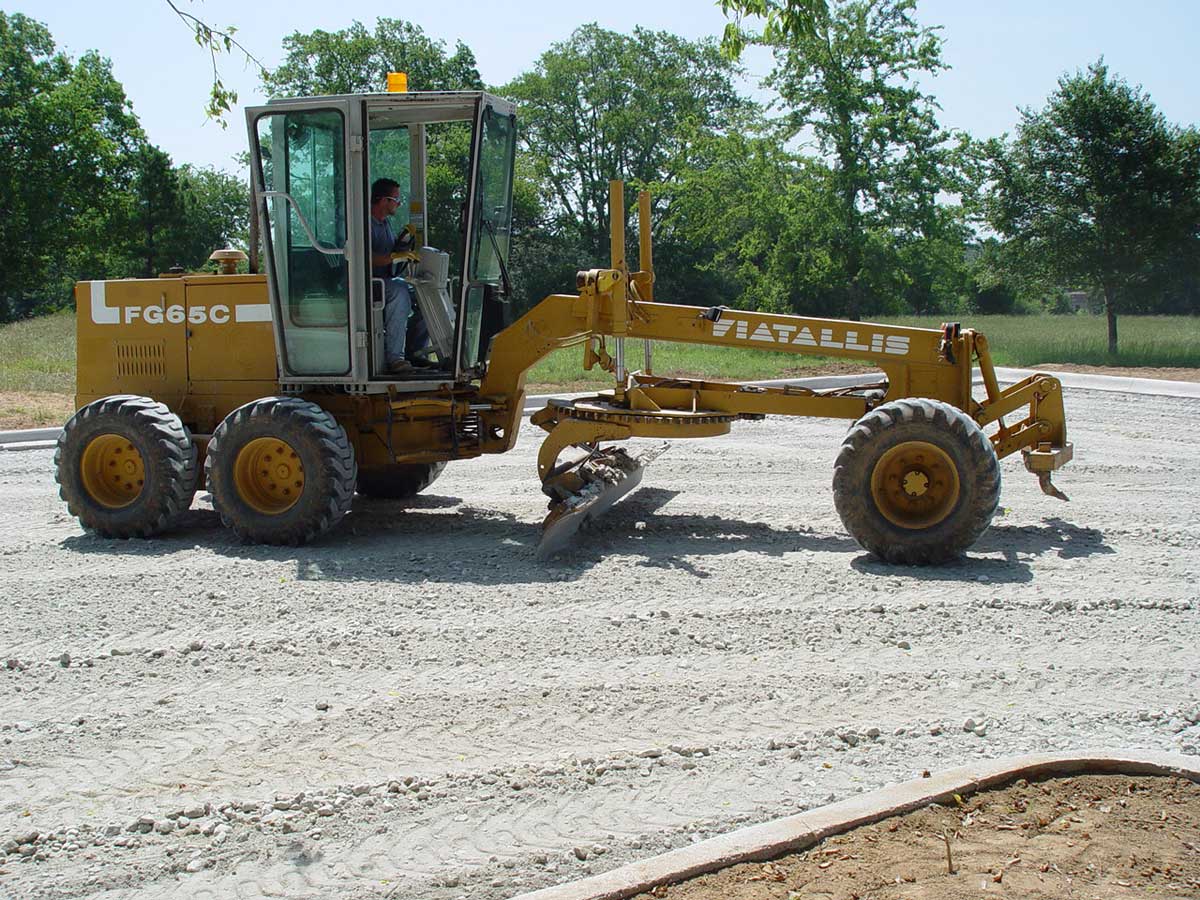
[371,223,416,269]
[370,219,415,271]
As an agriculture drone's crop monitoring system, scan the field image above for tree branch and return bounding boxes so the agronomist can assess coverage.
[164,0,267,125]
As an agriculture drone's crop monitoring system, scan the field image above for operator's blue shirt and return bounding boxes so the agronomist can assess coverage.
[371,215,398,279]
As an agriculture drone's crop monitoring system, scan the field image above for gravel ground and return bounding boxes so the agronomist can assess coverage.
[1,386,1198,900]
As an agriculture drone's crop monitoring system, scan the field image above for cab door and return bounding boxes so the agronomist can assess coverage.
[246,99,368,383]
[457,99,517,380]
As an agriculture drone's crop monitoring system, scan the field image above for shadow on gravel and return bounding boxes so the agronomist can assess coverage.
[57,488,862,585]
[977,517,1114,560]
[847,516,1113,584]
[850,554,1034,584]
[59,508,228,555]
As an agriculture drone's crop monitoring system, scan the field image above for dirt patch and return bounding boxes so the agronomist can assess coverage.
[1033,363,1200,383]
[638,774,1200,900]
[778,361,877,379]
[0,391,74,430]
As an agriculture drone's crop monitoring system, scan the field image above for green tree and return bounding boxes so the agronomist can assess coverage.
[121,152,251,277]
[987,61,1200,353]
[177,164,251,264]
[503,24,749,288]
[666,123,839,313]
[164,0,265,123]
[722,0,965,318]
[128,144,187,277]
[263,19,482,96]
[0,12,143,321]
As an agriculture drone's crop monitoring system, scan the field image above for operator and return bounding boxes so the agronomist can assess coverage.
[370,178,430,374]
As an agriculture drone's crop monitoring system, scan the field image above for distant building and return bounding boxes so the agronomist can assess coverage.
[1066,291,1091,313]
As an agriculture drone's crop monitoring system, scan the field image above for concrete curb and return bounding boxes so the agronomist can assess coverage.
[993,366,1200,398]
[0,440,57,452]
[507,750,1200,900]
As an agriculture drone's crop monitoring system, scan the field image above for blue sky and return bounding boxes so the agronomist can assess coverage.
[8,0,1198,173]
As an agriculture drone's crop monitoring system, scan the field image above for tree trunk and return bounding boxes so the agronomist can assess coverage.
[248,179,259,275]
[144,215,155,279]
[847,279,863,322]
[1104,288,1118,355]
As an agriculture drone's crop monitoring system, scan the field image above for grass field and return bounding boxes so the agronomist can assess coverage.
[880,314,1200,368]
[0,311,77,428]
[0,311,76,394]
[1,310,1197,427]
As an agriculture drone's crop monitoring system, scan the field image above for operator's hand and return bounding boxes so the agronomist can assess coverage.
[395,223,417,252]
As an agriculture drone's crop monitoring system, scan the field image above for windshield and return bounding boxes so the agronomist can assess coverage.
[469,106,516,283]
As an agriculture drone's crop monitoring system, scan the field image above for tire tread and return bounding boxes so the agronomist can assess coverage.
[833,398,1000,565]
[55,395,198,538]
[204,397,356,545]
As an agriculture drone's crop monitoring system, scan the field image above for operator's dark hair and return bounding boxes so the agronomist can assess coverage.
[371,178,401,203]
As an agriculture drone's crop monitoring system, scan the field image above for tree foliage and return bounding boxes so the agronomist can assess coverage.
[503,23,749,291]
[0,13,142,320]
[177,165,252,267]
[263,19,482,96]
[121,152,251,278]
[718,0,970,317]
[666,123,836,312]
[165,0,265,124]
[128,144,186,277]
[0,13,251,322]
[4,9,1198,333]
[987,61,1200,351]
[718,0,830,58]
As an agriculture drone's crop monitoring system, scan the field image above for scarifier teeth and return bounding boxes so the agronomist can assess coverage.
[1037,472,1069,502]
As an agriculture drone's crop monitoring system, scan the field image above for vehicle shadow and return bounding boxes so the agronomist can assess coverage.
[976,517,1115,560]
[57,487,860,585]
[848,516,1113,584]
[850,552,1034,584]
[59,496,1102,587]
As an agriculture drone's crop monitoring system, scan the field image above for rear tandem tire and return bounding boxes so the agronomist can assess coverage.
[55,395,198,538]
[355,462,446,499]
[833,398,1000,565]
[204,397,357,545]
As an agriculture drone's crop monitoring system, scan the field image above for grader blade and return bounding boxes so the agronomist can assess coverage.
[536,444,667,560]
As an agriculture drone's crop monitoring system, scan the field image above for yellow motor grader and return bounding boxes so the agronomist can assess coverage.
[56,87,1072,564]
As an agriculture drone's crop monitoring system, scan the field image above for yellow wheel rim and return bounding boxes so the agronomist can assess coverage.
[233,437,305,515]
[80,434,146,509]
[870,441,960,530]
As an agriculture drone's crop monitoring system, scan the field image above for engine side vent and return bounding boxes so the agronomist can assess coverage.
[115,341,166,379]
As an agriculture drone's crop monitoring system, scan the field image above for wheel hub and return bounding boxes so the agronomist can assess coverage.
[871,441,960,529]
[80,434,146,508]
[901,470,930,497]
[233,438,305,514]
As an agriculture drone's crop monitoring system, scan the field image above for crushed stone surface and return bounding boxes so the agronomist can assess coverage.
[0,386,1198,899]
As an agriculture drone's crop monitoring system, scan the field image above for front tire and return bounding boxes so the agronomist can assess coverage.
[205,398,356,545]
[833,398,1000,564]
[355,462,446,499]
[55,395,198,538]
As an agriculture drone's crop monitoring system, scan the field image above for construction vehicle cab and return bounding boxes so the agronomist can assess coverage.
[246,90,517,388]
